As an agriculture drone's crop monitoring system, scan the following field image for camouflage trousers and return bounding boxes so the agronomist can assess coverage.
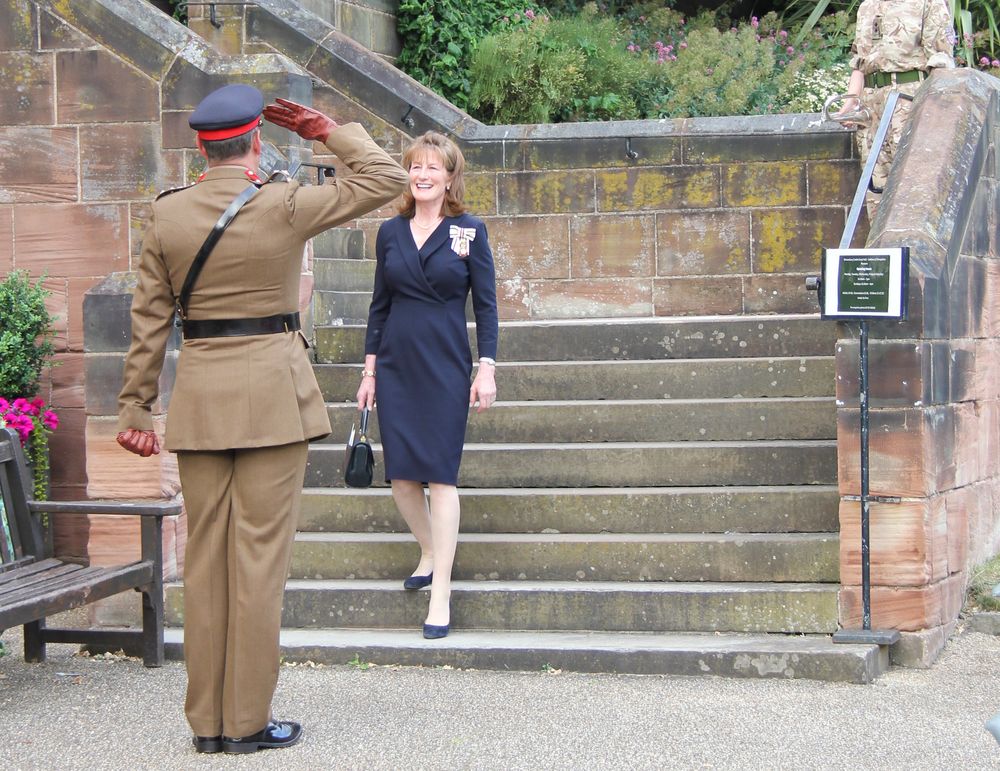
[855,80,922,215]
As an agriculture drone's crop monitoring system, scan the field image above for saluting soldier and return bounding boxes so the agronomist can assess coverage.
[116,84,408,754]
[837,0,954,213]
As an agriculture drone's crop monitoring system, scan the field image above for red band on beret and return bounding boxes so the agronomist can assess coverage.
[197,117,261,141]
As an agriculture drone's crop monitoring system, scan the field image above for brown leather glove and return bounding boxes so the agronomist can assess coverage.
[116,428,160,458]
[262,98,339,143]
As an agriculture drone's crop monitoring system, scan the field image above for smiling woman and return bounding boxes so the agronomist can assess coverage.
[356,131,498,641]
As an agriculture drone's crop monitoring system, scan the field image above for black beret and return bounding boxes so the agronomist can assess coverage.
[189,84,264,139]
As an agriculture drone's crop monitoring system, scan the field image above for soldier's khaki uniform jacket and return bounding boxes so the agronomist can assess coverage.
[850,0,954,74]
[118,123,408,451]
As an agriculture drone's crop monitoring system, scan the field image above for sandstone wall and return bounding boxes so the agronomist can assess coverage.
[835,69,1000,665]
[4,0,998,656]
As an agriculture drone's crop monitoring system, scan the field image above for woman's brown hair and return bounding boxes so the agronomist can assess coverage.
[398,131,467,218]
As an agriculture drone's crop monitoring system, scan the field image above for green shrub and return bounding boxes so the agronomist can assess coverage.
[397,0,530,110]
[646,24,805,118]
[470,7,642,123]
[0,270,54,398]
[0,270,58,502]
[967,554,1000,612]
[469,20,585,123]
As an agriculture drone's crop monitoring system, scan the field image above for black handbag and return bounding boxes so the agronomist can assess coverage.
[344,407,374,488]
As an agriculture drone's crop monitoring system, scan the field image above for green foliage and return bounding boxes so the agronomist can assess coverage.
[347,653,373,670]
[470,8,642,123]
[966,553,1000,612]
[952,0,999,66]
[647,24,804,118]
[396,0,529,110]
[0,271,54,398]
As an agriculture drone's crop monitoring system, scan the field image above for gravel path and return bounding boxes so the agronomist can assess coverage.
[2,624,999,770]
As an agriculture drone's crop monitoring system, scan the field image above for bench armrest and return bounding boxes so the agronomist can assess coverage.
[27,500,183,518]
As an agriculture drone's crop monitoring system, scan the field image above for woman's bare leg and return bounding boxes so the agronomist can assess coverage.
[391,479,434,576]
[425,482,460,626]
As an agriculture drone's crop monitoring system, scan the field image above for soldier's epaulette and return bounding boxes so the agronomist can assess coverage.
[155,184,194,201]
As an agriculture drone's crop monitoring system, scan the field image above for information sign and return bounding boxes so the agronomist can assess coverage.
[821,247,908,319]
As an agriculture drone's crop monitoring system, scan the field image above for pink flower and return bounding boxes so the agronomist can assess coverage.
[43,410,59,430]
[993,60,1000,68]
[751,16,759,28]
[0,398,8,413]
[12,397,38,416]
[981,56,991,66]
[779,30,788,39]
[787,46,794,54]
[524,9,535,20]
[679,41,687,49]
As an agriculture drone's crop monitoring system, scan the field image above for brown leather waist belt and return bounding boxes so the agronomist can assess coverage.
[865,69,926,88]
[182,312,300,339]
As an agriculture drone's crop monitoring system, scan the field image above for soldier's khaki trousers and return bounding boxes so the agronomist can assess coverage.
[856,79,923,217]
[176,441,309,738]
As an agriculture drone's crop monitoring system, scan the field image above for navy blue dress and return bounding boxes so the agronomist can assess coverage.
[365,213,498,485]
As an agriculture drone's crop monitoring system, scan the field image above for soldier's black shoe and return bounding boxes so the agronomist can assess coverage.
[192,735,222,753]
[222,720,303,754]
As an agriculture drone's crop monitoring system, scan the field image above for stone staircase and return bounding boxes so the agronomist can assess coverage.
[166,229,888,682]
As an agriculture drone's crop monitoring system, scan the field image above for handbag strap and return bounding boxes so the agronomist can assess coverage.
[176,183,260,320]
[359,407,370,438]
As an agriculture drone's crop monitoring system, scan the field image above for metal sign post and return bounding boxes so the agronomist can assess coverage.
[807,92,916,647]
[820,246,908,647]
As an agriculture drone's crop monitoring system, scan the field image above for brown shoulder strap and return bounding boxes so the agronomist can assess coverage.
[176,183,259,319]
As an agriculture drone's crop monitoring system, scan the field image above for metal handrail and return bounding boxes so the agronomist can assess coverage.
[839,89,914,248]
[177,2,258,29]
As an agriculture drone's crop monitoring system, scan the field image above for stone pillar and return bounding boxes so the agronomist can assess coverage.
[835,69,1000,666]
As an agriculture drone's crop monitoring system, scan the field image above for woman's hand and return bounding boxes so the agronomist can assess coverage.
[116,428,160,457]
[470,364,496,413]
[356,374,376,411]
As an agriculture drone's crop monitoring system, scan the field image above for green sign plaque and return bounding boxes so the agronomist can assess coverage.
[821,247,908,319]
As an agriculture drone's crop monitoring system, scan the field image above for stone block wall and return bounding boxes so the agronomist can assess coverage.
[188,0,400,60]
[835,69,1000,665]
[8,0,996,656]
[243,0,865,319]
[0,0,317,581]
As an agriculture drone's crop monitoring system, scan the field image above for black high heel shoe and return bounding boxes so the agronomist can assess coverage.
[422,623,449,639]
[403,572,433,591]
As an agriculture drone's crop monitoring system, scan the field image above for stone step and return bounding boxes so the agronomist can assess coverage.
[312,232,365,262]
[289,532,838,583]
[163,628,885,683]
[314,290,371,325]
[299,485,841,534]
[166,579,838,634]
[314,356,836,402]
[314,256,373,289]
[315,315,838,364]
[305,440,838,488]
[321,397,836,444]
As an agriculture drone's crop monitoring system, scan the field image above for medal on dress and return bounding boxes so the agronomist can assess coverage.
[449,225,476,257]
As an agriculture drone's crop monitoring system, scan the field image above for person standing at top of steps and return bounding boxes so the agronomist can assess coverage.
[356,131,499,641]
[835,0,954,216]
[116,83,408,755]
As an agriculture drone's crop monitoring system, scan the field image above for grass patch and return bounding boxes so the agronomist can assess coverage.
[966,554,1000,612]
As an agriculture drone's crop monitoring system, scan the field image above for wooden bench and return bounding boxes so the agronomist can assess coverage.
[0,426,181,666]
